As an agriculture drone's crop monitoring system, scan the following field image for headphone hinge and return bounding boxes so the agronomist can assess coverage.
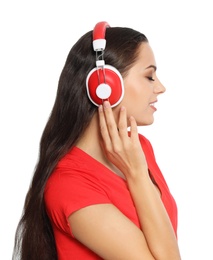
[96,59,105,68]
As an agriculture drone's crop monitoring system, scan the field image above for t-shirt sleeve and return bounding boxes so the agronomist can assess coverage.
[44,169,111,235]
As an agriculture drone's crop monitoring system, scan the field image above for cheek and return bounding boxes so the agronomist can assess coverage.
[120,84,154,125]
[123,76,150,101]
[122,83,147,109]
[121,90,146,121]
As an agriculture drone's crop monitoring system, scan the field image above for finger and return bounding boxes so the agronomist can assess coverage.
[129,116,139,142]
[117,106,128,139]
[98,104,112,147]
[103,101,120,142]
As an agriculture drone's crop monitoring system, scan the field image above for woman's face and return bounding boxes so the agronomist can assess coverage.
[117,42,166,126]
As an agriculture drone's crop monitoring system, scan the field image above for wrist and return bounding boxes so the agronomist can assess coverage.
[125,167,150,183]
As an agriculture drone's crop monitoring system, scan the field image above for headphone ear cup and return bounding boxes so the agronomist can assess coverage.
[86,65,124,107]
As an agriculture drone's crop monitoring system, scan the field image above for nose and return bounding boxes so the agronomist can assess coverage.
[154,78,166,94]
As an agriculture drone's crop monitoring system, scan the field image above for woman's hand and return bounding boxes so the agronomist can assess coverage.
[97,101,181,259]
[98,101,148,179]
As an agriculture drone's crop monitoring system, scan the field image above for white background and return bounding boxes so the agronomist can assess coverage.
[1,1,212,259]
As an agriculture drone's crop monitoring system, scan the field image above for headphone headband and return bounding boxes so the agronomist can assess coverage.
[92,21,110,51]
[86,21,124,107]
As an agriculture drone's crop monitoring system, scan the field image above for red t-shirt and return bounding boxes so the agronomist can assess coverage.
[44,134,178,260]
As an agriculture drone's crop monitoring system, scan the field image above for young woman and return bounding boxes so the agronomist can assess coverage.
[13,21,181,259]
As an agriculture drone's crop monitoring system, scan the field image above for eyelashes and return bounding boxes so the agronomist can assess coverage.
[147,77,155,81]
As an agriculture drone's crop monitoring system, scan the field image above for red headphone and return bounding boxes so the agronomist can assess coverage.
[86,21,124,107]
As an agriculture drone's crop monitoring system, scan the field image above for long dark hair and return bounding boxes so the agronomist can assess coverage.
[12,26,148,260]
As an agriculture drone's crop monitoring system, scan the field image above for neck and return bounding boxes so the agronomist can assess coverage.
[76,112,102,156]
[75,112,125,179]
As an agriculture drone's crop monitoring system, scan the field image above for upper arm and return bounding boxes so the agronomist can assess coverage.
[68,203,155,260]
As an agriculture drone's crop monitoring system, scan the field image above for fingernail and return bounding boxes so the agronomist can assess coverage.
[103,100,110,108]
[99,105,103,112]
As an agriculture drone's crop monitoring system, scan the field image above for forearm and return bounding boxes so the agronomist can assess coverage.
[98,103,181,258]
[127,171,181,260]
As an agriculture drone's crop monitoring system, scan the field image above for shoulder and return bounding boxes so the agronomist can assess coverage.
[44,146,111,208]
[45,147,103,193]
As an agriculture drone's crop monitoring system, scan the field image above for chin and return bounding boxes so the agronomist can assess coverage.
[137,117,154,126]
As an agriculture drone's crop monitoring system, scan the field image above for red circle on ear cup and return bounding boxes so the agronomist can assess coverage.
[86,65,124,107]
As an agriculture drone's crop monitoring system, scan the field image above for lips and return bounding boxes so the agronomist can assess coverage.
[149,100,157,111]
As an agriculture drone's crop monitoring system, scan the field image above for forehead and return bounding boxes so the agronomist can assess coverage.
[136,43,156,68]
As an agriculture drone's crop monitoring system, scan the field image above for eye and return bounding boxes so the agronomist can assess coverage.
[147,77,155,81]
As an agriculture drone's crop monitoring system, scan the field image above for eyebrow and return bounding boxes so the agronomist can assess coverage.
[145,65,157,71]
